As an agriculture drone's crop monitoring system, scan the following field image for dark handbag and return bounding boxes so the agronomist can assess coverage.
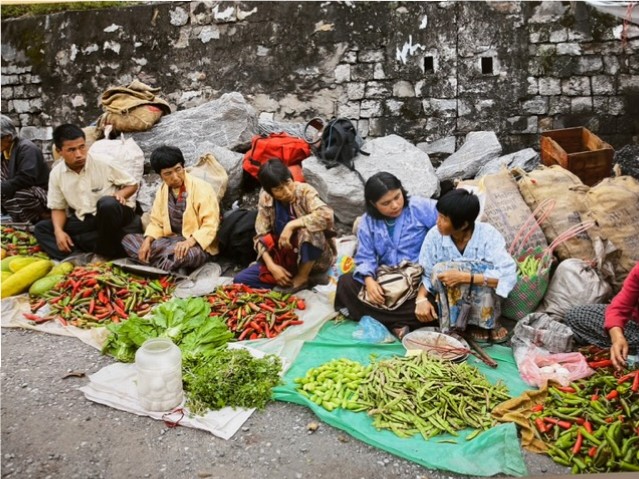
[455,275,474,332]
[357,261,423,311]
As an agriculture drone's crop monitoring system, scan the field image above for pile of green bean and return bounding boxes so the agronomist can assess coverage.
[295,353,510,441]
[358,354,510,440]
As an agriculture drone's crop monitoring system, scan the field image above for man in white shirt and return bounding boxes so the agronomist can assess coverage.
[34,124,141,259]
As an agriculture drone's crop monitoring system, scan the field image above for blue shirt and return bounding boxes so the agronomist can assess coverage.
[419,222,518,298]
[354,197,438,283]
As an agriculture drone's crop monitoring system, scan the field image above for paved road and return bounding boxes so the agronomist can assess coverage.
[1,327,568,479]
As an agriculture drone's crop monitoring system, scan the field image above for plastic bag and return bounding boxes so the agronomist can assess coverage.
[352,316,395,344]
[514,342,594,387]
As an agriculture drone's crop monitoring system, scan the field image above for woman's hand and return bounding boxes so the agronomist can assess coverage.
[138,237,153,263]
[415,300,438,323]
[364,277,385,305]
[609,327,629,370]
[437,270,467,288]
[174,237,196,261]
[269,263,293,287]
[278,220,299,249]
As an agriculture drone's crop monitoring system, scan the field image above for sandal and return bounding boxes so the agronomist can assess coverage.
[273,282,309,294]
[392,326,410,341]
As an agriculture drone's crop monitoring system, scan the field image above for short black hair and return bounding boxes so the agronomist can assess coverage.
[258,159,293,195]
[53,124,85,150]
[150,145,185,174]
[364,171,409,219]
[436,188,480,230]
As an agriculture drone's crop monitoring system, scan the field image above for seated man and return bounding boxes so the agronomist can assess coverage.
[122,145,220,272]
[34,124,141,260]
[1,115,50,224]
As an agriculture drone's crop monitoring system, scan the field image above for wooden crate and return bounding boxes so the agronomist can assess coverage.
[540,127,614,186]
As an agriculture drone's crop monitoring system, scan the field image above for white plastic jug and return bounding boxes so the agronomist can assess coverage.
[135,338,183,411]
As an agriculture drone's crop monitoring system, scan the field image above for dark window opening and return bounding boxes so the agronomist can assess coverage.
[481,57,493,75]
[424,56,434,73]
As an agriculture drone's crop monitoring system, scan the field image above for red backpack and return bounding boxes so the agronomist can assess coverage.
[242,133,311,182]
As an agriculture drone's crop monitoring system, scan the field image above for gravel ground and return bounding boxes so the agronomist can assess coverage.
[1,327,570,479]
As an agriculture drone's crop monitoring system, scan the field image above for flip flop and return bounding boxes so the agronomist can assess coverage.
[466,325,490,344]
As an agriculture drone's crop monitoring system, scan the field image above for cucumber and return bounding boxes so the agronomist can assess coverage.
[29,274,65,297]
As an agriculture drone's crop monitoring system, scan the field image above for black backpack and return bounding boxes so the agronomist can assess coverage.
[311,118,369,182]
[217,209,258,266]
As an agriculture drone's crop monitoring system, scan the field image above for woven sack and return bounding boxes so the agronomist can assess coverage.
[517,166,594,261]
[98,105,164,133]
[187,153,228,204]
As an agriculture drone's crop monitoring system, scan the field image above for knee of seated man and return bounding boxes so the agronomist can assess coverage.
[96,195,121,212]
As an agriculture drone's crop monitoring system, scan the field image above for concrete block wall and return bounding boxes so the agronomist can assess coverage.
[1,1,637,160]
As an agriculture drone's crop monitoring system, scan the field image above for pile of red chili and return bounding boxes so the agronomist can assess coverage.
[529,351,639,474]
[205,284,305,340]
[27,264,175,328]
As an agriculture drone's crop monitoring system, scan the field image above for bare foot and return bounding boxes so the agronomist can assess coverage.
[490,326,510,343]
[468,326,489,342]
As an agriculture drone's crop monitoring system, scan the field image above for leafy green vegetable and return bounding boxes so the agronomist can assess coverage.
[101,297,233,362]
[183,348,282,414]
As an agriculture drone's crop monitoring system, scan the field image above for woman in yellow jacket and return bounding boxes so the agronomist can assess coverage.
[122,145,219,272]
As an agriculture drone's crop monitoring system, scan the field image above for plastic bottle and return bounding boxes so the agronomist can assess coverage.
[135,338,183,411]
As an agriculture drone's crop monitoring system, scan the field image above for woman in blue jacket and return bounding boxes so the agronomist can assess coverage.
[334,172,438,339]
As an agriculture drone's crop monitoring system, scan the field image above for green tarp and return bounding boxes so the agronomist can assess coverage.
[273,320,532,477]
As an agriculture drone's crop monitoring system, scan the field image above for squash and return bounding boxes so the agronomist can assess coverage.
[1,271,12,282]
[1,255,24,272]
[29,274,65,296]
[1,260,53,298]
[9,256,42,273]
[1,248,6,260]
[48,261,75,276]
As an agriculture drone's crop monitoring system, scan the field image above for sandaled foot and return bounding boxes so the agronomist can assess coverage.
[489,326,510,344]
[392,326,410,341]
[467,326,490,342]
[274,280,309,294]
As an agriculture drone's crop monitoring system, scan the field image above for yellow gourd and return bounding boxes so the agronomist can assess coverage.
[1,255,24,272]
[48,261,75,276]
[1,260,53,298]
[1,271,12,282]
[1,248,6,260]
[9,257,41,273]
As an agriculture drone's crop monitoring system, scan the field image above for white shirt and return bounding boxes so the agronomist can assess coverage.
[47,157,137,221]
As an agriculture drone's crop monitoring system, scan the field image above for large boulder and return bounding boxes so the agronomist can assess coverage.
[475,148,540,177]
[132,92,258,164]
[303,134,440,224]
[436,131,502,182]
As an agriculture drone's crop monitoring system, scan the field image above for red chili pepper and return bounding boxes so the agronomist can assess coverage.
[575,417,586,426]
[88,299,95,315]
[249,333,258,340]
[23,313,44,322]
[544,417,572,430]
[583,420,593,434]
[591,394,600,401]
[605,390,619,400]
[632,371,639,392]
[588,446,597,458]
[31,299,46,312]
[259,303,275,313]
[531,404,544,413]
[238,327,253,341]
[556,386,577,394]
[588,359,613,369]
[249,321,263,333]
[534,418,548,433]
[56,316,67,327]
[572,431,584,455]
[296,299,306,310]
[111,316,120,324]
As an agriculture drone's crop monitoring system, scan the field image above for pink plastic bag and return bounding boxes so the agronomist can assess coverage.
[514,343,594,388]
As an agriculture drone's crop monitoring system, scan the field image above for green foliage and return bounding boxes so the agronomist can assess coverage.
[101,297,234,363]
[183,348,282,415]
[1,2,137,19]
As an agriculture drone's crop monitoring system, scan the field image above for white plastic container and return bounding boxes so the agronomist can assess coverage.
[135,338,183,411]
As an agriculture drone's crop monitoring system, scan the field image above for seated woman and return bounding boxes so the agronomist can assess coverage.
[122,145,219,272]
[335,172,438,338]
[233,159,336,292]
[565,262,638,370]
[416,188,517,343]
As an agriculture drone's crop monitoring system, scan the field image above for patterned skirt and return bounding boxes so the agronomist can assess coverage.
[121,234,209,272]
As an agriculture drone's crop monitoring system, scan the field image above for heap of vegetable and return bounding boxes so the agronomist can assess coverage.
[1,226,47,257]
[29,264,175,328]
[102,296,234,362]
[531,367,639,473]
[183,348,282,414]
[206,284,305,340]
[295,353,510,441]
[516,254,542,278]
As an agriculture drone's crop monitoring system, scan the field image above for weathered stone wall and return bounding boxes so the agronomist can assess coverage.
[1,1,637,159]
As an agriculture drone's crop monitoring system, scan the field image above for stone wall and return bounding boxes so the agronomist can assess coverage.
[1,1,637,159]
